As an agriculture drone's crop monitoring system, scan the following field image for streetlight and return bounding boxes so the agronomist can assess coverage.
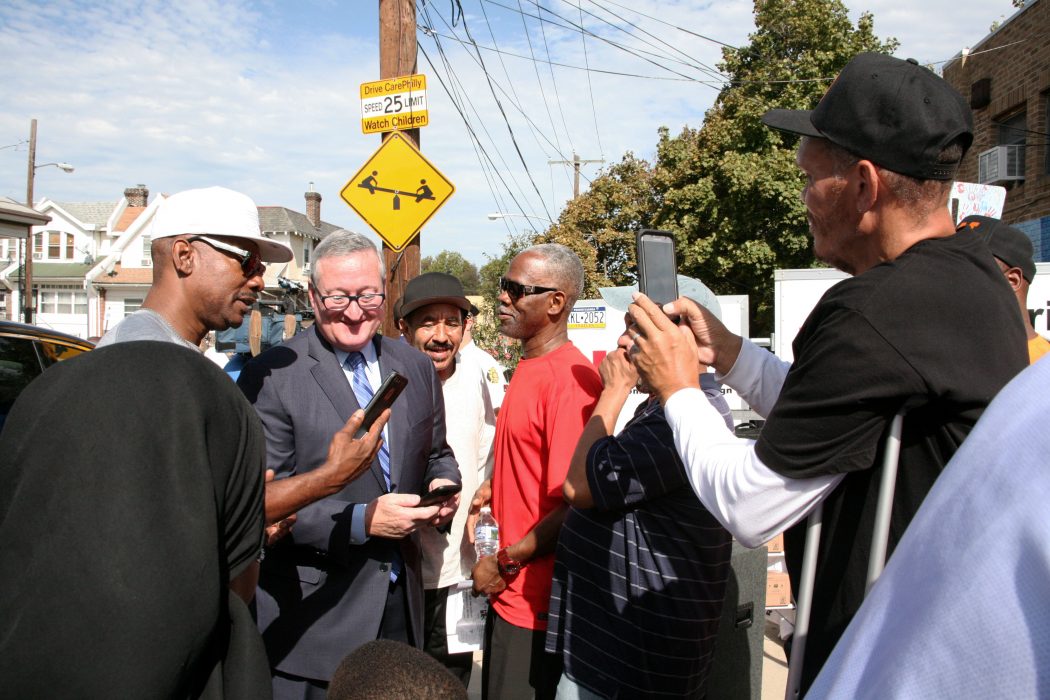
[487,212,554,224]
[23,118,75,323]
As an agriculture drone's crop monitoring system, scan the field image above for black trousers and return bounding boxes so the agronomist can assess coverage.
[423,585,474,687]
[481,606,561,700]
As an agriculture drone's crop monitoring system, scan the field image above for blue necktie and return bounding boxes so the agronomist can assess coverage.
[346,351,399,582]
[346,352,391,490]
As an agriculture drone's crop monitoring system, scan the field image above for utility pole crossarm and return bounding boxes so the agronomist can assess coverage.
[548,152,605,199]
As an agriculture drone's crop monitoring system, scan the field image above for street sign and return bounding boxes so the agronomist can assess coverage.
[340,132,455,252]
[360,74,428,135]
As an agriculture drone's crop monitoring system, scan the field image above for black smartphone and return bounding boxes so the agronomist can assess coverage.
[354,370,408,438]
[636,229,679,307]
[417,482,462,507]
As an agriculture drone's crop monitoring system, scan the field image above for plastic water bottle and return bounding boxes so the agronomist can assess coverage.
[474,506,499,560]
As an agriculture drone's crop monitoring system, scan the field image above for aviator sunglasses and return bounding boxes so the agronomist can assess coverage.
[499,276,558,301]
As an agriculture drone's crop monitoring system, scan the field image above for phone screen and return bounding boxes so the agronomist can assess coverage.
[637,231,678,307]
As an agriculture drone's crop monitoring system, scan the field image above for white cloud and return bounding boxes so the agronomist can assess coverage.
[0,0,1016,267]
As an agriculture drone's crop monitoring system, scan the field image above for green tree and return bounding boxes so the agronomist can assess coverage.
[654,0,897,333]
[535,153,661,296]
[421,250,481,294]
[470,232,533,373]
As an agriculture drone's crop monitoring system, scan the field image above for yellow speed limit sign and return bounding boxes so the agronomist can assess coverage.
[340,132,455,252]
[360,74,428,135]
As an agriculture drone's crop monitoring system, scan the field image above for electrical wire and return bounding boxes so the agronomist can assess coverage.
[577,0,604,160]
[535,1,576,156]
[420,1,556,221]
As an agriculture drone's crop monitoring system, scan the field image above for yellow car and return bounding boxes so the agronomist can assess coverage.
[0,321,94,430]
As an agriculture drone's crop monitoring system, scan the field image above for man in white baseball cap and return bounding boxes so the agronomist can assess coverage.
[97,186,293,350]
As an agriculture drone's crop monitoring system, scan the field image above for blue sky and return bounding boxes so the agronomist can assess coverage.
[0,0,1014,267]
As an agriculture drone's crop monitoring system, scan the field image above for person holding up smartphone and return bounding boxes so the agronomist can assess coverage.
[238,230,461,698]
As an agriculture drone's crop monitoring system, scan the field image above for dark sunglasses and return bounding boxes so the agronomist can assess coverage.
[499,276,558,301]
[188,236,265,277]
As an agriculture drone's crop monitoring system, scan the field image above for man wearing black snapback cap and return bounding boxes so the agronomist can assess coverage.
[626,52,1028,691]
[958,214,1050,364]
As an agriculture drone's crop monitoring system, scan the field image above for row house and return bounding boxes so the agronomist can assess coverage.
[943,0,1050,257]
[1,185,339,339]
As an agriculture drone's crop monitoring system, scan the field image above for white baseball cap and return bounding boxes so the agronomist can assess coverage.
[149,186,293,263]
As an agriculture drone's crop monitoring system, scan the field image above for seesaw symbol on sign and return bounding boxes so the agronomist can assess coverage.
[340,132,455,252]
[357,171,435,210]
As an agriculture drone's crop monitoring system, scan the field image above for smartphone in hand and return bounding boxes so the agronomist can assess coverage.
[354,371,408,439]
[417,483,462,507]
[636,229,679,307]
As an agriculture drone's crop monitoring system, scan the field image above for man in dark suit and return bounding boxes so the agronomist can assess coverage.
[238,229,461,699]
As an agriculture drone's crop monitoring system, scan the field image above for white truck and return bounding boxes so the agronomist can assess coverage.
[774,263,1050,362]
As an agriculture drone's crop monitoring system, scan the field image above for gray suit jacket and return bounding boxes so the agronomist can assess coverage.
[237,328,459,681]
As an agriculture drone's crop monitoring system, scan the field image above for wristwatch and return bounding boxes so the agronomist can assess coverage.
[497,547,521,577]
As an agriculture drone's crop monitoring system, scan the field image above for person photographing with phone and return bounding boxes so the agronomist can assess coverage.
[626,53,1027,692]
[238,230,461,698]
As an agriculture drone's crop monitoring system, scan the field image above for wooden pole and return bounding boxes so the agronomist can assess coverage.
[378,0,419,337]
[24,118,37,324]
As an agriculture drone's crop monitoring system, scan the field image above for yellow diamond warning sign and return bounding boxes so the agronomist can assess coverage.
[340,132,455,252]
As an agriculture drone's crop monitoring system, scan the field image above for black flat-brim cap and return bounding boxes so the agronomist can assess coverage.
[400,272,472,319]
[762,53,974,181]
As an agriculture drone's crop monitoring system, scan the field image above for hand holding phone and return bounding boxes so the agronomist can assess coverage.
[417,483,462,508]
[636,229,678,308]
[354,371,408,439]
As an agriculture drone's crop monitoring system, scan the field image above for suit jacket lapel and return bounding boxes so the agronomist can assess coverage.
[308,328,388,493]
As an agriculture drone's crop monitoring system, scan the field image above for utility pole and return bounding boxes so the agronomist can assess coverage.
[548,152,604,199]
[24,119,37,324]
[378,0,419,337]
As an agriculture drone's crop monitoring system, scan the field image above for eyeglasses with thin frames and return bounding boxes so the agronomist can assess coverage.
[499,276,558,301]
[317,292,386,311]
[187,236,265,277]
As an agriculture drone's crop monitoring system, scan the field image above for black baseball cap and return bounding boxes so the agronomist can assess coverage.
[957,215,1037,283]
[762,53,973,181]
[400,272,472,319]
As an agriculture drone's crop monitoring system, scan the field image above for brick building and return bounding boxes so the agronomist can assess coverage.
[943,0,1050,258]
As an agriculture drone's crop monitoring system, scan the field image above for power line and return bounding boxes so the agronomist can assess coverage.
[582,0,738,49]
[425,2,557,221]
[556,0,727,83]
[535,1,576,156]
[577,0,604,160]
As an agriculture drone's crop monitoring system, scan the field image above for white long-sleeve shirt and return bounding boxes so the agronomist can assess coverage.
[663,339,842,546]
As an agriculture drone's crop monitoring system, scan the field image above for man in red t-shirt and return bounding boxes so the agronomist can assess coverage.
[470,244,602,700]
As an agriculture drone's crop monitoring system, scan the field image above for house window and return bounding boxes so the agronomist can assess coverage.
[36,285,86,315]
[304,240,311,267]
[141,235,152,266]
[998,110,1027,175]
[41,230,75,260]
[32,232,43,259]
[124,298,143,316]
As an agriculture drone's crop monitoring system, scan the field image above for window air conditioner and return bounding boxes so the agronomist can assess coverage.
[32,253,42,260]
[978,145,1025,184]
[141,259,153,267]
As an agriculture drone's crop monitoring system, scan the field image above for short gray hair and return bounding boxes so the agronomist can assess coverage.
[311,229,385,287]
[526,243,584,305]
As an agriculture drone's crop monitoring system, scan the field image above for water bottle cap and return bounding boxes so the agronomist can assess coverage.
[480,506,491,513]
